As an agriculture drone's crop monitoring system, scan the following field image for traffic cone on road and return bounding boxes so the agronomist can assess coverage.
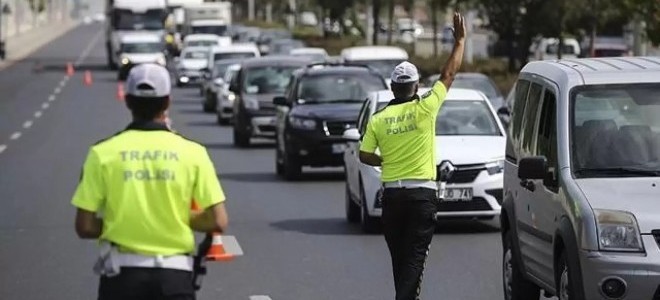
[206,233,233,261]
[83,71,93,86]
[66,62,74,76]
[116,82,125,101]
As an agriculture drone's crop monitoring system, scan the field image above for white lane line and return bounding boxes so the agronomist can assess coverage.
[0,144,6,154]
[42,103,50,109]
[54,87,61,94]
[59,80,67,88]
[23,121,33,129]
[63,75,70,82]
[249,296,273,300]
[34,111,42,118]
[10,132,21,140]
[75,29,104,66]
[48,95,56,102]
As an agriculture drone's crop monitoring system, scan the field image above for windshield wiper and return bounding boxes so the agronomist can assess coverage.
[574,167,660,177]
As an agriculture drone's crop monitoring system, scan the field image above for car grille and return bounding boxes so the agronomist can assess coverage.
[324,121,356,136]
[258,125,276,132]
[437,197,492,212]
[438,164,485,184]
[486,189,503,205]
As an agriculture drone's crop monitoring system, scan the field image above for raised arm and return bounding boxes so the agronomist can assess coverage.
[440,12,467,89]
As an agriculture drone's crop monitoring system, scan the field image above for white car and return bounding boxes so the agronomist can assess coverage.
[289,47,328,62]
[183,34,231,48]
[175,46,210,86]
[340,46,408,81]
[117,32,167,80]
[216,64,241,125]
[206,43,260,71]
[343,88,506,232]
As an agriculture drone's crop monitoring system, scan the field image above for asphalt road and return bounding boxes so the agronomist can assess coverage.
[0,24,527,300]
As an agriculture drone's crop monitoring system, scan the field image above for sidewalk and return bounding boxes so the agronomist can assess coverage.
[0,20,79,70]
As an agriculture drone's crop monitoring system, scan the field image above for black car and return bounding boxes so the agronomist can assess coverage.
[201,59,242,113]
[273,63,388,180]
[229,56,312,147]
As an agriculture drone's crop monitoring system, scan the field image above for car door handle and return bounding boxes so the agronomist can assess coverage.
[520,180,536,192]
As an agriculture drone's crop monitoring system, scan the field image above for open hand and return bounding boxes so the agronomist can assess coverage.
[452,12,466,42]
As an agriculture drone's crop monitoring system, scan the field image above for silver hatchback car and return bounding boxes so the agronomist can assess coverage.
[501,57,660,300]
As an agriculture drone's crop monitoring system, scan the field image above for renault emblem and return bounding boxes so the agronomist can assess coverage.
[438,160,456,182]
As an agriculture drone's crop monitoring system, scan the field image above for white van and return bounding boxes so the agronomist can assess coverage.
[340,46,409,80]
[206,43,260,69]
[183,34,231,48]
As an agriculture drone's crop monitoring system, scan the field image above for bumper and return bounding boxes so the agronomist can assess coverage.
[217,95,234,119]
[250,116,277,138]
[118,64,135,79]
[287,132,347,167]
[580,235,660,299]
[177,71,203,85]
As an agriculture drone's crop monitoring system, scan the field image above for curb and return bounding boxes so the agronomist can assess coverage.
[0,21,80,71]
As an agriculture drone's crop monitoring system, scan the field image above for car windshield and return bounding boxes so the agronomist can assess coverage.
[212,62,233,78]
[192,25,228,36]
[452,77,501,99]
[572,84,660,177]
[121,42,163,53]
[546,43,576,55]
[183,50,207,59]
[243,66,300,94]
[297,73,386,103]
[348,59,405,79]
[114,10,164,30]
[271,41,304,54]
[187,40,216,47]
[214,52,256,61]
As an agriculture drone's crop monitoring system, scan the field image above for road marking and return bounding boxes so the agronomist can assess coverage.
[54,87,61,94]
[48,95,56,102]
[249,296,273,300]
[0,144,6,154]
[75,29,104,66]
[63,75,70,82]
[23,121,33,129]
[59,80,66,88]
[10,132,21,140]
[34,111,42,118]
[41,103,49,109]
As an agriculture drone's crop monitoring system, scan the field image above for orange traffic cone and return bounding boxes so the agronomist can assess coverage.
[66,62,74,76]
[83,71,93,86]
[206,233,234,262]
[116,82,125,101]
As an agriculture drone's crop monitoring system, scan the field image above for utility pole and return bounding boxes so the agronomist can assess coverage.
[632,16,646,56]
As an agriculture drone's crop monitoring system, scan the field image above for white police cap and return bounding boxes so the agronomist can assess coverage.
[390,61,420,84]
[126,64,171,97]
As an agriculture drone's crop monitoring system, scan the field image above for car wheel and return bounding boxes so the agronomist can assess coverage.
[217,113,229,125]
[233,127,250,148]
[283,150,302,181]
[203,96,215,113]
[502,230,540,300]
[275,141,284,176]
[557,251,582,300]
[360,182,380,233]
[345,180,360,223]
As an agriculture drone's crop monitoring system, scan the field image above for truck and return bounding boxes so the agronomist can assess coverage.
[183,2,232,38]
[105,0,168,69]
[166,0,205,54]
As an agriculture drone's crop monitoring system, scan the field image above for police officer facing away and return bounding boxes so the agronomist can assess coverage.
[72,64,229,300]
[359,12,466,300]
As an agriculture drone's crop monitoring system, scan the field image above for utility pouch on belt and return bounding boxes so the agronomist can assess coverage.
[93,241,121,277]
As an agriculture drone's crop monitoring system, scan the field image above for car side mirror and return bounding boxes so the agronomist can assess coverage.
[342,128,360,142]
[273,96,288,106]
[497,106,510,116]
[518,156,547,180]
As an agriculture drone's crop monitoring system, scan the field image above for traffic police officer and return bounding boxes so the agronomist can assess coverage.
[72,63,229,300]
[359,13,466,300]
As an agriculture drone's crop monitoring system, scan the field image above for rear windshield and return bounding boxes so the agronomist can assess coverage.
[297,73,386,104]
[121,42,163,53]
[214,52,256,61]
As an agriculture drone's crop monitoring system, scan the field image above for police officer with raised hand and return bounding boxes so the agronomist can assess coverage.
[72,63,229,300]
[359,12,466,300]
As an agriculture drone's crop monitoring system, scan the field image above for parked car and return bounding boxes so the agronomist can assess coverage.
[201,59,242,112]
[424,73,505,109]
[229,56,312,147]
[268,39,305,56]
[289,47,329,62]
[340,46,408,80]
[343,88,506,232]
[175,46,210,87]
[501,56,660,300]
[273,63,388,180]
[116,33,167,80]
[216,64,241,125]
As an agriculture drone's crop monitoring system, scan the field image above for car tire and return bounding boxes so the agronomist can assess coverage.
[502,230,540,300]
[176,81,184,88]
[557,251,581,300]
[217,113,229,125]
[233,127,250,148]
[275,141,284,176]
[283,151,302,181]
[360,182,380,233]
[345,180,360,223]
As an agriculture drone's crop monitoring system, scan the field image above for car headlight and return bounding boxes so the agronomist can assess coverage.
[155,56,166,66]
[121,57,130,65]
[289,116,317,130]
[486,159,505,175]
[244,98,259,110]
[227,93,236,102]
[595,209,644,252]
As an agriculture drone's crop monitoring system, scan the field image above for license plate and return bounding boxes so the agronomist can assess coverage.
[332,143,347,154]
[443,188,473,202]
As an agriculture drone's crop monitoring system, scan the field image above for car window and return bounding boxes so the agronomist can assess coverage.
[213,63,231,78]
[519,83,543,157]
[296,73,386,103]
[436,100,501,136]
[214,52,256,61]
[187,40,216,47]
[183,50,207,59]
[346,60,406,80]
[243,66,300,95]
[510,80,530,142]
[536,89,558,188]
[452,77,500,99]
[121,42,163,53]
[572,84,660,175]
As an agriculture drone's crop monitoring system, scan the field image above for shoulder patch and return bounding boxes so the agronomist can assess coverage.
[421,90,433,98]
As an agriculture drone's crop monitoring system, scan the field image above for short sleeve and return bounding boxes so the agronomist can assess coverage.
[359,120,378,153]
[193,149,226,209]
[71,149,106,212]
[418,81,448,115]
